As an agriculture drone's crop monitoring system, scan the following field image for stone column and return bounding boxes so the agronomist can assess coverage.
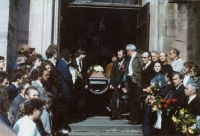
[29,0,59,56]
[143,0,187,61]
[0,0,18,72]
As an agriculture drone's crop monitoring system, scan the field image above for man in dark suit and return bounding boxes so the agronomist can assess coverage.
[109,49,128,120]
[125,44,143,125]
[141,51,155,135]
[185,82,200,117]
[141,51,155,89]
[172,72,186,108]
[71,49,89,117]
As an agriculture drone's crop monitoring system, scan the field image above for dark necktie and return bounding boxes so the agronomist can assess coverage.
[79,60,82,70]
[143,64,146,70]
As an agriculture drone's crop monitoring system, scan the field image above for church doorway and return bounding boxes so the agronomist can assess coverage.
[59,1,150,65]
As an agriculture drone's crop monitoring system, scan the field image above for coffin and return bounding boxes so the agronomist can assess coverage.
[89,71,108,94]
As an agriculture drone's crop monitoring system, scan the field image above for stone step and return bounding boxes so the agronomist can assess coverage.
[63,116,142,132]
[57,131,142,136]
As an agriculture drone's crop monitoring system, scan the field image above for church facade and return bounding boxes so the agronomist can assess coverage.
[0,0,198,73]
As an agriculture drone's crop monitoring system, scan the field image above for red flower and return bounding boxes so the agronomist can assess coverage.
[161,99,165,102]
[165,99,171,104]
[171,98,177,103]
[163,104,168,108]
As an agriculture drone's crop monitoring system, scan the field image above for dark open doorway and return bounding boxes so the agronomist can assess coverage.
[60,4,140,64]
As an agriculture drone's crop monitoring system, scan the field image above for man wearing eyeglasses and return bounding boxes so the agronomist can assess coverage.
[169,48,184,73]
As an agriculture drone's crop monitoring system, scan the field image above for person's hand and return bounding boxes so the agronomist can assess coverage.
[110,85,112,89]
[118,85,121,89]
[85,85,88,89]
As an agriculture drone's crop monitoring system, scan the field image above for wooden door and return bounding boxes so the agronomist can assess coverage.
[136,2,150,51]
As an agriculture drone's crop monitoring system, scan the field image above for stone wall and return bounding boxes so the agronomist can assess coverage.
[7,0,19,73]
[187,1,200,65]
[147,0,187,61]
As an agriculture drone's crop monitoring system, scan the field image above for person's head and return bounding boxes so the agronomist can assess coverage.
[11,69,25,84]
[184,82,199,97]
[18,64,30,80]
[40,92,55,109]
[125,44,136,57]
[29,53,42,67]
[18,81,31,96]
[117,49,125,61]
[24,99,44,120]
[151,50,158,62]
[165,72,172,84]
[75,49,86,60]
[29,47,36,56]
[158,51,169,64]
[190,65,200,78]
[24,86,39,100]
[183,61,194,75]
[0,72,9,87]
[32,66,49,81]
[0,85,10,113]
[142,51,151,64]
[111,54,117,62]
[153,61,162,73]
[41,60,52,72]
[173,72,183,87]
[0,56,5,70]
[17,55,27,64]
[17,44,30,57]
[46,49,57,60]
[60,49,72,63]
[169,48,180,61]
[47,44,59,52]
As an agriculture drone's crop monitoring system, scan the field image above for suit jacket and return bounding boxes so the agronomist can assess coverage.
[57,58,73,96]
[110,59,128,86]
[186,96,200,117]
[172,84,186,108]
[31,80,45,95]
[48,60,62,93]
[127,52,143,87]
[141,61,155,88]
[71,58,89,85]
[8,83,18,102]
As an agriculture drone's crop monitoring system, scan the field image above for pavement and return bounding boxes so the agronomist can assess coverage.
[56,116,142,136]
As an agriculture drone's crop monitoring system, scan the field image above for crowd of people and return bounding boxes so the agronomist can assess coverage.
[0,43,200,136]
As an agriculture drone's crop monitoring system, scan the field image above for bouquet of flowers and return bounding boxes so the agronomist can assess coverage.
[143,81,162,94]
[146,96,177,116]
[74,68,82,79]
[172,108,200,135]
[88,65,104,73]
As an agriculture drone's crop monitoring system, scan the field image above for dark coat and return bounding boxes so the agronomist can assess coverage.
[186,96,200,117]
[141,61,155,88]
[172,84,186,108]
[8,83,18,102]
[0,112,11,127]
[127,52,143,87]
[57,58,73,97]
[47,60,62,93]
[110,59,128,86]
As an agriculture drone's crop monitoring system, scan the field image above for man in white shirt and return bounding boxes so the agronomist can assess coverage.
[184,82,200,117]
[125,44,143,125]
[169,48,184,73]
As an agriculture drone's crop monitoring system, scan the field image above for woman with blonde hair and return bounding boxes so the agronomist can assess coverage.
[158,51,173,78]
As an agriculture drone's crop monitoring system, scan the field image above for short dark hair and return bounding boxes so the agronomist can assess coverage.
[173,72,183,79]
[143,51,151,58]
[31,66,47,80]
[11,69,25,82]
[18,80,31,93]
[118,49,126,56]
[171,48,180,56]
[192,65,200,77]
[75,49,86,57]
[46,49,56,59]
[0,56,4,60]
[40,92,55,104]
[0,72,8,84]
[24,99,44,115]
[184,61,194,69]
[29,47,35,54]
[60,49,72,62]
[29,53,42,65]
